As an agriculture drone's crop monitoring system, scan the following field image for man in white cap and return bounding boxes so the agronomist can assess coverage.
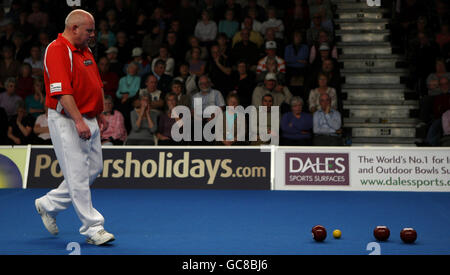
[256,41,286,75]
[251,72,292,108]
[123,47,150,77]
[105,46,122,76]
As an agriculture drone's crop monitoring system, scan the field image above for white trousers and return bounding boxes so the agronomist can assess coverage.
[39,109,105,238]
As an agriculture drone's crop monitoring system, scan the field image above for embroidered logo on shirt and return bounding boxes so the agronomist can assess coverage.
[50,82,62,93]
[84,59,93,66]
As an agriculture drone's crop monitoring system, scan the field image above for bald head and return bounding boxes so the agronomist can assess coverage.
[63,9,95,49]
[65,9,94,29]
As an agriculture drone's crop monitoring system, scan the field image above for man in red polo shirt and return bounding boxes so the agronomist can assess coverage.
[34,9,115,246]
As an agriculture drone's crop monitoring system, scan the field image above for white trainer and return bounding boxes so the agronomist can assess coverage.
[35,198,59,235]
[86,229,115,246]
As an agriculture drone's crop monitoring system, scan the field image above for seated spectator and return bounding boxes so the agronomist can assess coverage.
[308,73,338,113]
[232,16,264,48]
[252,73,292,110]
[27,1,48,30]
[116,62,141,104]
[97,19,116,48]
[125,92,158,145]
[139,75,165,112]
[243,0,267,21]
[185,36,209,63]
[156,92,181,145]
[151,45,175,77]
[7,101,36,145]
[407,32,440,95]
[174,62,199,96]
[230,60,256,107]
[284,31,309,88]
[166,31,184,64]
[11,32,29,63]
[150,60,173,94]
[25,77,45,119]
[222,0,243,22]
[307,13,329,46]
[170,80,191,108]
[189,47,207,77]
[308,1,333,33]
[230,28,260,68]
[0,77,22,119]
[208,44,233,95]
[285,2,310,36]
[261,6,285,40]
[101,95,127,145]
[309,30,338,64]
[256,56,286,85]
[15,63,34,100]
[105,46,123,77]
[281,96,313,146]
[191,75,225,111]
[216,33,232,60]
[0,45,21,88]
[218,93,248,146]
[435,23,450,52]
[194,10,218,47]
[256,41,286,78]
[242,7,263,34]
[33,106,51,145]
[115,31,133,66]
[142,24,164,59]
[124,47,151,78]
[219,9,240,39]
[426,58,450,94]
[98,57,119,100]
[23,45,43,78]
[116,62,141,132]
[251,93,277,146]
[313,93,343,146]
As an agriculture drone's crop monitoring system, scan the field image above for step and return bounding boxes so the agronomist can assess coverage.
[352,127,416,138]
[335,30,390,43]
[336,9,389,20]
[340,59,401,69]
[342,83,407,89]
[347,108,416,119]
[336,1,380,9]
[341,68,408,73]
[337,22,388,31]
[344,117,420,125]
[344,100,418,106]
[345,91,405,101]
[342,72,407,85]
[338,54,404,60]
[337,42,392,54]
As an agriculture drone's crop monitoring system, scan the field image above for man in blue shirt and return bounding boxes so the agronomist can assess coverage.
[313,93,343,146]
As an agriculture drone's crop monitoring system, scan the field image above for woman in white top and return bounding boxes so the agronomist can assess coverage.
[308,73,337,113]
[194,10,218,44]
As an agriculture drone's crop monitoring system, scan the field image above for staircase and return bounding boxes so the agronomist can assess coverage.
[332,0,422,146]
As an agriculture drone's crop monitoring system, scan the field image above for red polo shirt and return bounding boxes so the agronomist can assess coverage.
[44,33,104,118]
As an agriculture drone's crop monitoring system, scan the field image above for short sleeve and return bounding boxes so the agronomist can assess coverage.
[44,45,74,97]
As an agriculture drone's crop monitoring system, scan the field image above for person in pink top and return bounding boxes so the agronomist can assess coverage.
[101,95,127,145]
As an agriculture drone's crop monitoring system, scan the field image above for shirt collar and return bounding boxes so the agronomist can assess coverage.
[57,33,87,53]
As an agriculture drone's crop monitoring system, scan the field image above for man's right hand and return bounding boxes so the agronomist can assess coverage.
[75,119,91,140]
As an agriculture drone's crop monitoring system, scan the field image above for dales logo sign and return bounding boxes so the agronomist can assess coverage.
[285,153,350,186]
